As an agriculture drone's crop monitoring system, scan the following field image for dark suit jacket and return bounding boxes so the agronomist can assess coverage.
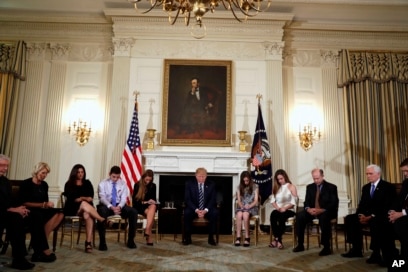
[392,178,408,212]
[357,179,396,222]
[304,180,338,219]
[184,179,217,213]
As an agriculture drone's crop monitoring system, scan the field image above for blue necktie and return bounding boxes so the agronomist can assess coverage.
[111,182,117,206]
[198,183,204,210]
[370,184,375,198]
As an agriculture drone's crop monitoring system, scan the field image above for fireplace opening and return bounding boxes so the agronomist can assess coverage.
[158,174,233,235]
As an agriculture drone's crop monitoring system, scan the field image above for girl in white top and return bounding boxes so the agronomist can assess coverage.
[269,169,298,249]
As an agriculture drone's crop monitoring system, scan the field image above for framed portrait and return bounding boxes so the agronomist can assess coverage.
[161,59,232,146]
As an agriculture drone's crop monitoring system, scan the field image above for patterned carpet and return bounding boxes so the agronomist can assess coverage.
[0,231,388,272]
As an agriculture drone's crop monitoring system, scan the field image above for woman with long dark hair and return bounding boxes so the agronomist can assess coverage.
[63,164,105,253]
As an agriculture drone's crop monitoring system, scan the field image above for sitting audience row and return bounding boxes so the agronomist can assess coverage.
[1,153,407,272]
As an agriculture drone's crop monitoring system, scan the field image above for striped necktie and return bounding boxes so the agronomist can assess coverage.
[199,183,204,210]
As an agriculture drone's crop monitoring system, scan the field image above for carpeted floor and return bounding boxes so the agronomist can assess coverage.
[0,231,388,272]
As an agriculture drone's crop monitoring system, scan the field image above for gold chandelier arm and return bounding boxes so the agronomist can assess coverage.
[141,0,161,14]
[169,8,182,25]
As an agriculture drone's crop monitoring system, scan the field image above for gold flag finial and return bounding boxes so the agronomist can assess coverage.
[256,94,262,103]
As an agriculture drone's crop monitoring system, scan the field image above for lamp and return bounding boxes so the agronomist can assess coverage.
[146,129,156,150]
[298,124,321,151]
[68,120,92,147]
[127,0,271,39]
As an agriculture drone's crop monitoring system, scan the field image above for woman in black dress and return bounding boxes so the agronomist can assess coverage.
[132,169,157,245]
[64,164,105,253]
[20,162,64,263]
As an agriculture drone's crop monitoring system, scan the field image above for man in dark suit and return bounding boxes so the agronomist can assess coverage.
[293,168,339,256]
[183,167,218,246]
[0,154,35,270]
[389,158,408,268]
[342,164,397,268]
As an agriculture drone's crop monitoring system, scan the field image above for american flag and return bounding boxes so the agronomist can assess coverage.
[121,101,142,201]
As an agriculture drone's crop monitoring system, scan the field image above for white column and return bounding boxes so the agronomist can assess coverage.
[320,50,349,222]
[103,38,135,174]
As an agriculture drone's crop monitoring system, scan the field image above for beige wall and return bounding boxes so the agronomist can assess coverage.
[1,9,407,222]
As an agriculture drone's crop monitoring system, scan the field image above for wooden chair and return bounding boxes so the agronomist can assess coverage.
[59,192,83,249]
[232,197,260,246]
[105,215,128,244]
[181,202,221,244]
[137,213,159,243]
[269,197,298,249]
[306,218,338,252]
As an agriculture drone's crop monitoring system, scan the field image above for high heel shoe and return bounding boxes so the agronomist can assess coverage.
[85,241,93,253]
[144,232,149,238]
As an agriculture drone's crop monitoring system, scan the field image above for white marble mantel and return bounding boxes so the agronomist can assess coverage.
[143,150,250,174]
[143,150,251,222]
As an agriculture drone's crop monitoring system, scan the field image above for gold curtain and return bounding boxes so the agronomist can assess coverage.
[338,49,408,208]
[0,41,26,156]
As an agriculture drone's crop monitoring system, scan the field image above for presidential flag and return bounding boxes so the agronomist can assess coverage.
[251,102,273,204]
[120,100,143,200]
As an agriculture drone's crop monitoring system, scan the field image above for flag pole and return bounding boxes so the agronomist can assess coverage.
[255,94,263,173]
[133,91,140,111]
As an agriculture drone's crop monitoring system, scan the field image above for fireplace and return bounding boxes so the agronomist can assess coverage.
[143,150,250,234]
[159,174,233,234]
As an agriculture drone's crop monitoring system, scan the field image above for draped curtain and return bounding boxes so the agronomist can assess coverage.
[0,41,26,156]
[338,49,408,207]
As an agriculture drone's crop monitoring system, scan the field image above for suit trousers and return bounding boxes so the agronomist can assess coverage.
[6,212,28,259]
[296,210,332,248]
[183,208,218,238]
[96,205,138,243]
[394,216,408,262]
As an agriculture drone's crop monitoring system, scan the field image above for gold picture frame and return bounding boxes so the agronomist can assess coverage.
[161,59,232,146]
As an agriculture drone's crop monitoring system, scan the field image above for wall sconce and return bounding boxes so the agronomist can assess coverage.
[68,120,92,147]
[298,124,322,151]
[237,131,247,152]
[146,129,156,150]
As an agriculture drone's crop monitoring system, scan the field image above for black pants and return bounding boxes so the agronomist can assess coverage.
[344,213,397,265]
[183,208,218,238]
[28,208,62,254]
[96,204,138,244]
[394,216,408,263]
[6,212,28,260]
[270,210,295,241]
[295,210,333,248]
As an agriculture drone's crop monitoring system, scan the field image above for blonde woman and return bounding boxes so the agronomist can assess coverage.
[20,162,64,263]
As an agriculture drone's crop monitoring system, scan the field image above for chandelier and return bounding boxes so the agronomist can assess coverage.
[127,0,271,39]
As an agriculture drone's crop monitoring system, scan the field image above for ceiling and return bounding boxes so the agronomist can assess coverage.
[1,0,408,29]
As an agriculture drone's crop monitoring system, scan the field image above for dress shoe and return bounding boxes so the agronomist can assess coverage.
[98,243,108,251]
[126,241,137,249]
[182,237,192,246]
[293,245,305,252]
[366,254,382,264]
[318,247,332,256]
[31,252,56,263]
[11,258,35,270]
[208,237,217,246]
[341,249,363,258]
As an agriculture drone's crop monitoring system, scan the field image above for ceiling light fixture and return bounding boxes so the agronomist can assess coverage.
[127,0,271,39]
